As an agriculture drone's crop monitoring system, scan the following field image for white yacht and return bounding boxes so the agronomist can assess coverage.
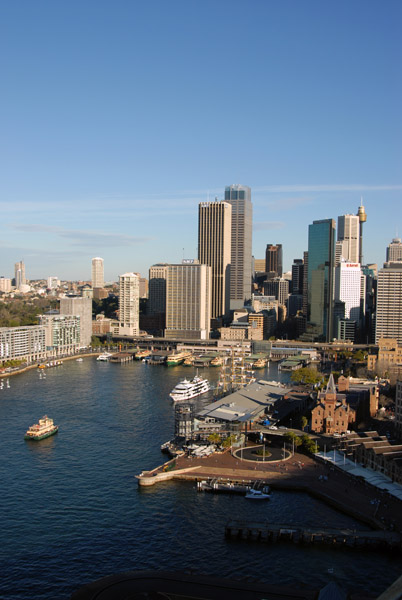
[245,488,271,500]
[97,352,113,362]
[169,374,211,402]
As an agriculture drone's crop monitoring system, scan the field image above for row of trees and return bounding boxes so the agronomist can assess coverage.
[283,431,317,454]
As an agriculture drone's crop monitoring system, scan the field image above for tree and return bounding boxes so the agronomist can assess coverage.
[291,367,323,385]
[207,433,221,445]
[300,416,308,431]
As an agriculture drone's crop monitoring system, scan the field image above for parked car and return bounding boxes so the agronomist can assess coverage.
[269,425,278,430]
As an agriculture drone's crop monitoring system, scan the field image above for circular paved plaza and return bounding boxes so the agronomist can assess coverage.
[233,445,292,462]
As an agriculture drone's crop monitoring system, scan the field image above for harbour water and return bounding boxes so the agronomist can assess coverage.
[0,359,400,599]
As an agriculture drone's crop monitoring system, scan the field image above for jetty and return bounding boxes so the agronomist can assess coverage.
[225,519,402,552]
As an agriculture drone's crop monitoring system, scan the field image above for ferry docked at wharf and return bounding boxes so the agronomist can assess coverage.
[169,373,211,401]
[24,416,59,441]
[97,352,113,361]
[166,351,192,367]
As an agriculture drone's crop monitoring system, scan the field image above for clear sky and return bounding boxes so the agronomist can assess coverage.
[1,0,401,282]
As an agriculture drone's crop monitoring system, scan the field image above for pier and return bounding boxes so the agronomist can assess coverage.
[225,519,402,552]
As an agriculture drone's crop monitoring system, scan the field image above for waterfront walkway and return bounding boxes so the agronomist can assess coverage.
[149,449,402,533]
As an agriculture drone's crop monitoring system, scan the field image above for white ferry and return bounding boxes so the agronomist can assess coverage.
[24,416,59,441]
[169,374,211,402]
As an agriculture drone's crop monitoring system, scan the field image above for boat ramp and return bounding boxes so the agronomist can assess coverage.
[225,519,402,552]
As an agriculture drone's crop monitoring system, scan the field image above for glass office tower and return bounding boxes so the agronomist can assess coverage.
[307,219,336,341]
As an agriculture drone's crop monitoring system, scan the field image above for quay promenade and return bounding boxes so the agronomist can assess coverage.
[138,448,402,533]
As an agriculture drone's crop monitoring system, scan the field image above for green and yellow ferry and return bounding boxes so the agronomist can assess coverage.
[24,416,59,441]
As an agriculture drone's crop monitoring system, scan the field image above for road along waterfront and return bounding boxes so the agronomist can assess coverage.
[0,358,400,599]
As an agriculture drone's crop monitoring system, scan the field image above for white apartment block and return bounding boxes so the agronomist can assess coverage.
[0,326,46,364]
[38,314,81,356]
[47,276,60,290]
[91,257,104,288]
[0,277,12,293]
[165,262,211,340]
[118,272,139,337]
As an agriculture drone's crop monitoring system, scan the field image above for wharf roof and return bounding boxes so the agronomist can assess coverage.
[197,379,292,423]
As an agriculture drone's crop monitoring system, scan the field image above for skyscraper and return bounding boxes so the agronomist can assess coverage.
[375,262,402,344]
[291,258,304,295]
[118,273,140,337]
[148,264,168,315]
[91,257,104,288]
[386,238,402,263]
[14,260,26,289]
[265,244,283,277]
[224,184,252,310]
[307,219,336,341]
[198,200,232,319]
[334,261,362,338]
[337,215,359,264]
[165,262,211,340]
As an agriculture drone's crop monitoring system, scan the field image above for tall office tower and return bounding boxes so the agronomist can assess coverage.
[265,244,283,277]
[148,264,168,315]
[224,184,252,310]
[198,200,232,319]
[118,273,139,337]
[91,257,104,288]
[291,258,304,295]
[357,200,367,265]
[14,260,26,289]
[375,262,402,344]
[334,261,362,331]
[307,219,336,341]
[165,262,212,340]
[387,238,402,263]
[60,295,92,347]
[337,214,359,263]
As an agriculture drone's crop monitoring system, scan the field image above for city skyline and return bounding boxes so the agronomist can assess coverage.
[1,1,401,280]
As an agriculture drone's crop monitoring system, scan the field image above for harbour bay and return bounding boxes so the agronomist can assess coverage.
[0,359,400,599]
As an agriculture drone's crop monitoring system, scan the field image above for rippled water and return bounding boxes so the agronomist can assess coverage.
[0,360,400,599]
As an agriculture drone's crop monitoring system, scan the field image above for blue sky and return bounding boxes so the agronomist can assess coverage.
[1,0,401,282]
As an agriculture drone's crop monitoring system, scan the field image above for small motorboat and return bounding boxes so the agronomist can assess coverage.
[245,488,271,500]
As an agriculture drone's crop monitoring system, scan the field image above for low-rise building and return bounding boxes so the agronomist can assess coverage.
[310,375,356,435]
[343,431,402,484]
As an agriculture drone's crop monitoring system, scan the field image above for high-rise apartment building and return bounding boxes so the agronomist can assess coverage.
[224,184,252,310]
[337,215,359,264]
[118,273,139,337]
[165,262,211,340]
[375,262,402,344]
[14,260,26,289]
[307,219,336,341]
[265,244,283,277]
[60,295,92,347]
[38,314,81,356]
[91,257,104,288]
[386,238,402,263]
[198,200,232,319]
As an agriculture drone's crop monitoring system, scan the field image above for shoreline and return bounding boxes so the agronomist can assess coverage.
[0,353,100,378]
[137,449,402,533]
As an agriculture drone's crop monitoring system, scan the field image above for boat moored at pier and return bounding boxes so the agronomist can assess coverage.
[169,374,211,401]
